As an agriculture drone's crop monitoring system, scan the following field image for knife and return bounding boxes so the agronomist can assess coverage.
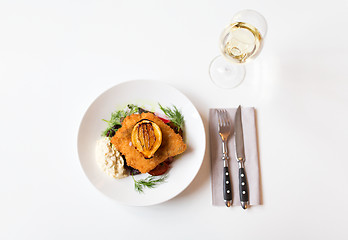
[234,105,249,209]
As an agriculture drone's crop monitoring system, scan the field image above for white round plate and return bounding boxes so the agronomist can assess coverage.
[77,80,206,206]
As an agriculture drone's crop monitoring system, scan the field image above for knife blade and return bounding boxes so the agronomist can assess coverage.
[234,105,249,209]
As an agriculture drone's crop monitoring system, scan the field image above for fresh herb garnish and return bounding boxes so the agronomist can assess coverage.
[158,104,184,131]
[127,104,140,115]
[101,104,141,137]
[132,174,168,193]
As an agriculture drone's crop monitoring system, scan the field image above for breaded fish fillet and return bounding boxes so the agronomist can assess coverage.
[111,112,186,173]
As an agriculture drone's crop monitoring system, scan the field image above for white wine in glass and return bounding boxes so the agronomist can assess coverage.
[221,22,262,64]
[209,10,267,89]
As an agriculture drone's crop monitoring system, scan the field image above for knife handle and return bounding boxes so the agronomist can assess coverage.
[239,167,249,208]
[223,166,232,205]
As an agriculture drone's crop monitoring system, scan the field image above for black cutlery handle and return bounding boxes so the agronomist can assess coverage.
[223,166,232,202]
[239,167,249,204]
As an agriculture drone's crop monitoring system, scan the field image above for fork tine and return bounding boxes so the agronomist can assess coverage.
[221,109,226,126]
[218,109,225,127]
[217,109,232,128]
[222,109,230,126]
[217,109,222,127]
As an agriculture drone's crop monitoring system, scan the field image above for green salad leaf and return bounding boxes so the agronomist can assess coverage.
[101,104,140,137]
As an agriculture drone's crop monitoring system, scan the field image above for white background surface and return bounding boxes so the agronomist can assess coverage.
[1,0,348,239]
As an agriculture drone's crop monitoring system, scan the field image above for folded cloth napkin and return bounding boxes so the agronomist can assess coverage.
[209,107,261,206]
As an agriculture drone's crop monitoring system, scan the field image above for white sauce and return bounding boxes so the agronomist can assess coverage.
[96,137,128,179]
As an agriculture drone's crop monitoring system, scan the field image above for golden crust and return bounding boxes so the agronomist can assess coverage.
[111,112,186,173]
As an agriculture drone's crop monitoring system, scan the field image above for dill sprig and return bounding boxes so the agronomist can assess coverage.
[132,174,168,193]
[158,104,184,131]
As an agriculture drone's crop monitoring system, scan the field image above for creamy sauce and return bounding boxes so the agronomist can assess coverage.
[96,137,128,179]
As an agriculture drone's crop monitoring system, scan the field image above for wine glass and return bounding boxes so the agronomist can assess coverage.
[209,10,267,89]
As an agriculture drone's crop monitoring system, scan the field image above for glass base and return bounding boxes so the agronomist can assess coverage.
[209,56,245,89]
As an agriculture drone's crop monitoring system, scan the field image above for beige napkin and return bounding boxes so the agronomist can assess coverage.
[209,107,261,206]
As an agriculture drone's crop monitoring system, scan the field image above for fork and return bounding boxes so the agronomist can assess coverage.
[217,109,233,207]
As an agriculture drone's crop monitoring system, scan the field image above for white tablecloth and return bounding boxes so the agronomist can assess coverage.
[1,0,347,239]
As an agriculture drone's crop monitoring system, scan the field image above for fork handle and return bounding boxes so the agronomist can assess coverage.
[223,165,232,206]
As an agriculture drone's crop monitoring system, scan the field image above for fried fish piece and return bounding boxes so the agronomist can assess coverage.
[111,112,186,173]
